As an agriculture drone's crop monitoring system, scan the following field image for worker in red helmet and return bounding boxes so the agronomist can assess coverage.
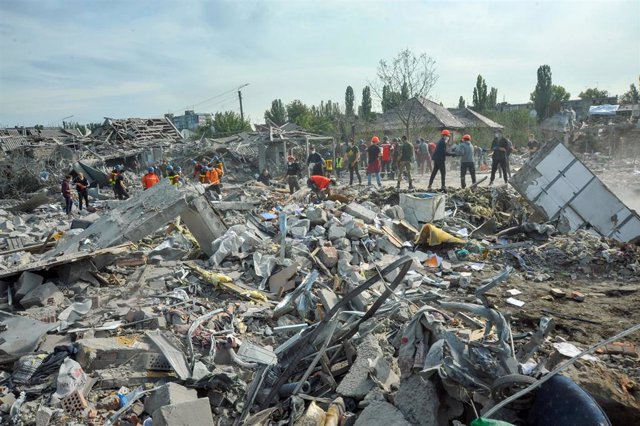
[454,134,476,188]
[428,129,453,191]
[366,136,382,187]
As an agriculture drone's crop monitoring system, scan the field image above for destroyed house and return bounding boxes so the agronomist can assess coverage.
[89,117,184,145]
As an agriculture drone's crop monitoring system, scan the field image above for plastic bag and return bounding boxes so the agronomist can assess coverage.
[54,358,87,398]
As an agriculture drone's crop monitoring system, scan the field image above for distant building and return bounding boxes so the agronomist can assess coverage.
[165,110,212,131]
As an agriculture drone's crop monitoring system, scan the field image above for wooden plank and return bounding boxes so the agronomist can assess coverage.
[381,226,403,248]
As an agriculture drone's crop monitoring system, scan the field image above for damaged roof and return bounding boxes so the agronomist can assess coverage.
[449,107,505,129]
[89,117,184,144]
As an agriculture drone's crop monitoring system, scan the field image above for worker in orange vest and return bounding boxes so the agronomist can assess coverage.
[206,165,224,198]
[142,167,160,190]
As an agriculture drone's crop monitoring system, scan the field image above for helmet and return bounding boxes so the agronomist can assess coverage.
[441,129,451,137]
[383,136,389,141]
[167,165,174,171]
[176,166,182,172]
[462,134,471,141]
[213,156,220,162]
[359,139,364,144]
[147,167,154,173]
[371,136,379,143]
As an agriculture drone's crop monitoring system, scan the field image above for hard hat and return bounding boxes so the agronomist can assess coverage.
[147,167,154,173]
[176,166,182,172]
[383,136,389,141]
[167,165,174,171]
[441,129,451,137]
[359,139,364,144]
[371,136,379,143]
[462,134,471,141]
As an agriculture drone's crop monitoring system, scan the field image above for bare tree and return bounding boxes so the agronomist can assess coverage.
[373,49,438,138]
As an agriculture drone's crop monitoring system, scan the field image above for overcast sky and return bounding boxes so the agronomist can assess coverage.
[1,0,638,127]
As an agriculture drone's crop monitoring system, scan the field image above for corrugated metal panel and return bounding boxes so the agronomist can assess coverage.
[0,136,30,152]
[510,140,640,242]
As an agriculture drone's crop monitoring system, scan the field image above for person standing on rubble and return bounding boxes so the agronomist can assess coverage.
[113,168,130,199]
[142,167,160,190]
[285,155,301,194]
[345,140,361,185]
[307,146,325,176]
[74,172,90,210]
[206,164,223,198]
[192,160,202,180]
[61,174,73,216]
[428,129,452,191]
[358,139,367,170]
[366,136,382,187]
[489,130,509,185]
[417,138,432,175]
[396,135,414,190]
[527,133,540,159]
[455,134,476,189]
[168,166,183,186]
[380,136,392,179]
[159,160,169,178]
[335,140,345,179]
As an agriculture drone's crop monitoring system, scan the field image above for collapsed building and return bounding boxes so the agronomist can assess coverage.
[0,124,639,426]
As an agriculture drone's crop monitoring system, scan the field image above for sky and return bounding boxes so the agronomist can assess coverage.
[0,0,638,127]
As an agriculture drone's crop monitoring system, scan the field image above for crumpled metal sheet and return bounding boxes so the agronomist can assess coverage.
[0,311,58,356]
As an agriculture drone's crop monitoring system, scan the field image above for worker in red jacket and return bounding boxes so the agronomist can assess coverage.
[380,136,392,179]
[307,175,336,200]
[142,167,160,190]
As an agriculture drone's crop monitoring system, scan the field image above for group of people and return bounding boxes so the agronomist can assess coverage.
[61,172,91,216]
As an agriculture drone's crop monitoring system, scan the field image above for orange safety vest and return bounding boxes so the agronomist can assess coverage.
[142,173,160,189]
[207,167,222,185]
[199,172,210,184]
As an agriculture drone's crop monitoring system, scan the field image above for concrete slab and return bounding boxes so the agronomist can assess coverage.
[180,197,227,257]
[345,203,376,224]
[394,375,440,426]
[144,382,198,415]
[354,401,412,426]
[14,271,44,300]
[20,282,64,308]
[152,397,215,426]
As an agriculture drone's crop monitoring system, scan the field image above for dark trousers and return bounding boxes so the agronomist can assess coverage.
[115,186,130,200]
[77,190,89,210]
[491,157,508,183]
[208,184,222,195]
[382,160,391,176]
[63,195,72,215]
[311,163,324,176]
[460,162,476,189]
[287,176,300,194]
[349,164,361,185]
[428,159,446,188]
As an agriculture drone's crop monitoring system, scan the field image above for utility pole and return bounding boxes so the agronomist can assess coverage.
[238,90,244,121]
[237,83,249,121]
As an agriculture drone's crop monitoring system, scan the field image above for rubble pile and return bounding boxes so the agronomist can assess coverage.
[0,156,639,426]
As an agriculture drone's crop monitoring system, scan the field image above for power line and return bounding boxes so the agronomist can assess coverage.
[171,84,249,115]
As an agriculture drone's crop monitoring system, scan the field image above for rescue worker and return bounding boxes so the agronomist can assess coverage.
[159,160,169,178]
[455,134,476,188]
[396,136,414,190]
[108,165,120,197]
[428,129,452,191]
[335,141,345,178]
[212,156,225,181]
[142,167,160,190]
[192,160,202,179]
[199,166,210,184]
[285,155,301,194]
[74,172,90,210]
[358,139,367,169]
[113,168,130,200]
[307,147,325,176]
[206,164,223,198]
[168,165,182,186]
[307,175,336,200]
[366,136,382,187]
[61,174,73,216]
[345,140,361,185]
[417,138,432,175]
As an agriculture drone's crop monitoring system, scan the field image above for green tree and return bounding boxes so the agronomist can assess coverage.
[472,75,488,111]
[530,65,553,122]
[193,118,215,139]
[458,96,466,109]
[620,83,639,104]
[345,86,355,116]
[382,85,391,113]
[374,48,438,138]
[578,88,609,99]
[211,111,250,135]
[361,86,372,119]
[264,99,287,125]
[547,85,571,116]
[286,100,311,126]
[488,87,498,110]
